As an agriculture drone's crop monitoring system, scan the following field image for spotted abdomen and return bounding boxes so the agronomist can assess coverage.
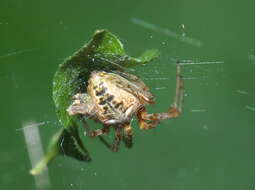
[88,71,141,123]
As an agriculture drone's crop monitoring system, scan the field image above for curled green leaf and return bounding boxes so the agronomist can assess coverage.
[31,29,159,175]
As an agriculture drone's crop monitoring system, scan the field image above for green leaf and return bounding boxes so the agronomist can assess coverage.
[137,49,160,63]
[31,29,159,175]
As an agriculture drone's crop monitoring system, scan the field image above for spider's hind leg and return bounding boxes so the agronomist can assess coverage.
[82,122,116,151]
[96,127,122,152]
[98,124,133,150]
[123,123,133,148]
[82,120,109,137]
[111,127,122,152]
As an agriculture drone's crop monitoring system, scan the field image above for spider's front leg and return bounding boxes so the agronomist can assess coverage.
[137,63,184,130]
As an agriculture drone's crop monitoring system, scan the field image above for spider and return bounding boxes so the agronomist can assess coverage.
[67,63,183,152]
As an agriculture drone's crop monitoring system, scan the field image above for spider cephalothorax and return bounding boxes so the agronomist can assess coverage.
[67,64,183,152]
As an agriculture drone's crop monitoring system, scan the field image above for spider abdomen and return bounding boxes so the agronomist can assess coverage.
[88,71,141,124]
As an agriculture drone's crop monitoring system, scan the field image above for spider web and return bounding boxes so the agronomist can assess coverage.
[3,13,254,190]
[7,22,225,190]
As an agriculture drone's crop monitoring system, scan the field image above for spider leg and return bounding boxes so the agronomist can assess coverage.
[137,109,160,129]
[84,124,122,152]
[123,123,133,148]
[97,136,112,149]
[98,124,133,150]
[172,62,184,113]
[82,120,116,150]
[137,63,184,130]
[111,127,122,152]
[82,120,110,137]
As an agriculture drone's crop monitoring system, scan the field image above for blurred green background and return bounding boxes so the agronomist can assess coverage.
[1,0,255,189]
